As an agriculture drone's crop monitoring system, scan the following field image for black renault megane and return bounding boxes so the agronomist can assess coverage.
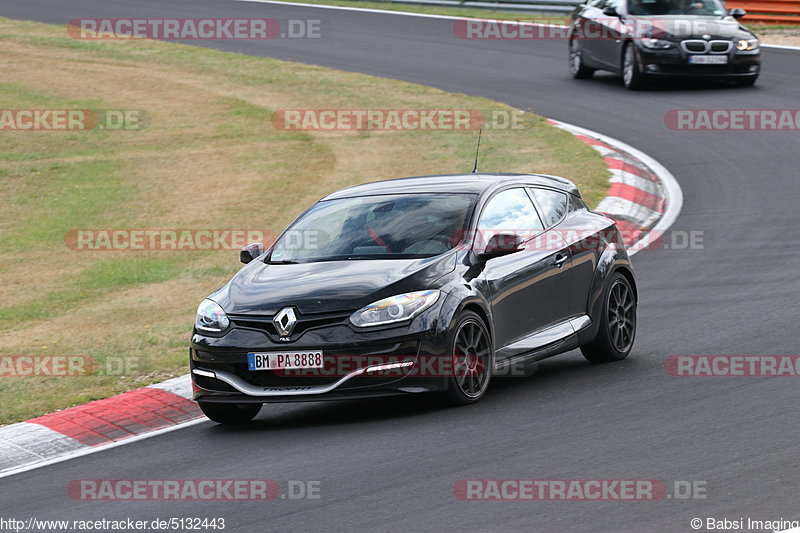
[568,0,761,89]
[190,173,638,423]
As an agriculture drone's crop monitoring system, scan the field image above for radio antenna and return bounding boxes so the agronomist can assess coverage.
[471,128,482,174]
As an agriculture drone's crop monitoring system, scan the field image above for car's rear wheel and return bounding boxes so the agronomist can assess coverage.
[445,311,493,405]
[622,44,646,90]
[569,39,595,79]
[199,401,262,424]
[581,272,637,363]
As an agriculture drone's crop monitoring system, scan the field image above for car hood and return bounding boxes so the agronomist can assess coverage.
[209,253,457,316]
[631,16,754,40]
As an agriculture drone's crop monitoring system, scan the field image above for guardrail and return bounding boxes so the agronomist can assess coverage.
[367,0,800,22]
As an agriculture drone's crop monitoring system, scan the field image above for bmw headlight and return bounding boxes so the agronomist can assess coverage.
[349,290,440,328]
[195,299,230,332]
[640,38,674,50]
[737,38,759,51]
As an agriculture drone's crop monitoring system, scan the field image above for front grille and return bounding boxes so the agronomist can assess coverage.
[710,41,732,53]
[683,40,707,53]
[229,311,351,340]
[681,39,732,54]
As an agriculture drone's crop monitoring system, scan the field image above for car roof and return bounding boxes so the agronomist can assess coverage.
[320,173,581,200]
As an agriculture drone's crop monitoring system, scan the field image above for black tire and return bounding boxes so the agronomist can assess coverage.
[569,39,595,79]
[444,310,493,405]
[581,272,637,363]
[199,401,262,424]
[622,43,647,90]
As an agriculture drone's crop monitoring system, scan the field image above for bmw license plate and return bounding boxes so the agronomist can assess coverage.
[247,351,323,370]
[689,55,728,65]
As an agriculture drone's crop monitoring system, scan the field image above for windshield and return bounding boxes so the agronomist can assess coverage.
[627,0,726,16]
[268,193,477,263]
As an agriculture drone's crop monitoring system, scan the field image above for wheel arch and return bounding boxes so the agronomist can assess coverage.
[438,290,495,351]
[579,243,636,345]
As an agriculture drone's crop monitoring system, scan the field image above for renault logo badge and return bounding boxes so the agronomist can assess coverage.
[273,307,297,337]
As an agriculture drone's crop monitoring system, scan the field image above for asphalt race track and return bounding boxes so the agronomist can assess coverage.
[2,2,799,531]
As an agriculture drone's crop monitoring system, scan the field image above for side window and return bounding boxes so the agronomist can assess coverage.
[478,188,543,242]
[568,194,588,214]
[530,188,568,228]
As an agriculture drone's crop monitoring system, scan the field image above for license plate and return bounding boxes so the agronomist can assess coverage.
[689,55,728,65]
[247,351,323,370]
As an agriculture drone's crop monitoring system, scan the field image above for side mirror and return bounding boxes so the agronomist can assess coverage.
[240,242,264,264]
[602,6,620,16]
[477,233,524,261]
[729,7,746,18]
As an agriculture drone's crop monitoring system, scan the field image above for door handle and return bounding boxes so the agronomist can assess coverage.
[554,253,569,268]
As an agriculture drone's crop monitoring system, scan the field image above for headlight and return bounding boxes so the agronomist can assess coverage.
[640,38,674,50]
[737,39,759,51]
[349,290,440,328]
[195,299,230,332]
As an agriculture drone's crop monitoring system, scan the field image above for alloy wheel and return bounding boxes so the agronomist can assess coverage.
[453,319,491,398]
[607,279,636,352]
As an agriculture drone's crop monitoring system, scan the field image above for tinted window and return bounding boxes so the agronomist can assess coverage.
[478,188,543,242]
[530,188,568,228]
[269,193,476,262]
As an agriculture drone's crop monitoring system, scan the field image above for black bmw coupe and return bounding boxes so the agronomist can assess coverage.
[568,0,761,88]
[190,173,637,423]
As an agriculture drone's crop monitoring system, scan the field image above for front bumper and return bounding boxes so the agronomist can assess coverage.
[636,45,760,78]
[190,308,452,403]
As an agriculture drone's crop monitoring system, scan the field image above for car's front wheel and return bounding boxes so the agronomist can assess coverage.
[444,310,493,405]
[199,401,262,424]
[622,44,646,90]
[581,272,637,363]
